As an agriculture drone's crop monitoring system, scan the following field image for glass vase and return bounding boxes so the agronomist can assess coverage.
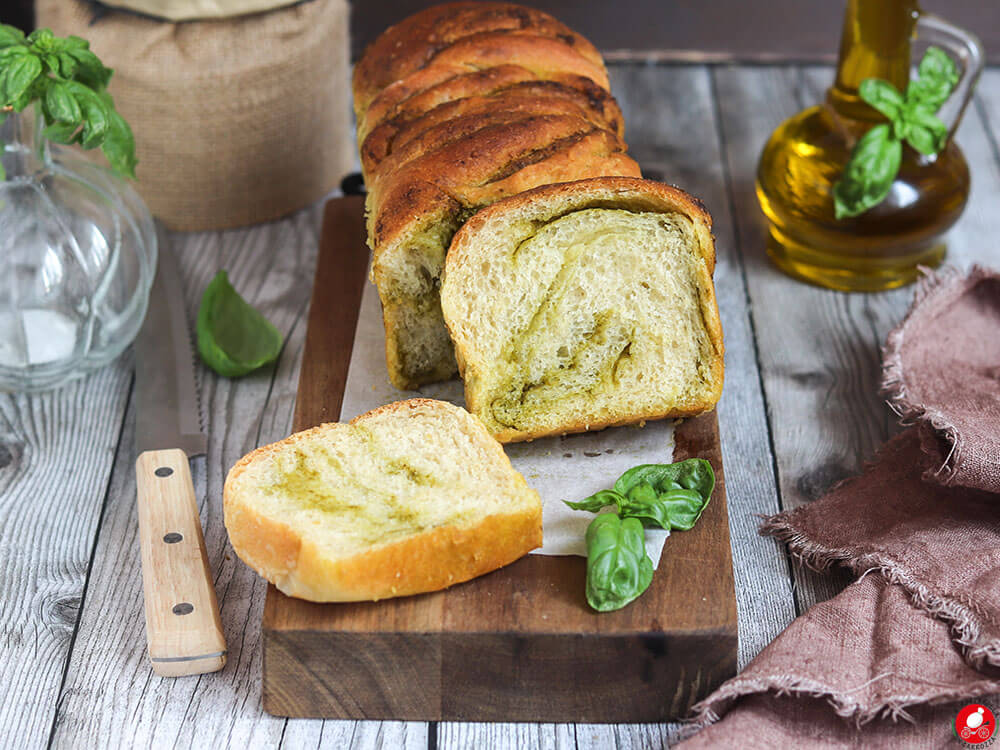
[0,106,157,391]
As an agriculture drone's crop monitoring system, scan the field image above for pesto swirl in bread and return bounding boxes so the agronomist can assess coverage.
[440,177,724,442]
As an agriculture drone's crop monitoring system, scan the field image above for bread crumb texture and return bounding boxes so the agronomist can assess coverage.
[442,177,724,442]
[223,399,542,602]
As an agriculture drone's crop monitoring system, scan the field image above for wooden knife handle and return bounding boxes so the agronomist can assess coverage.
[135,449,226,676]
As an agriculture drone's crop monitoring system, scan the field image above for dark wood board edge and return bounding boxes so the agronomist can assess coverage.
[263,197,737,722]
[291,195,369,432]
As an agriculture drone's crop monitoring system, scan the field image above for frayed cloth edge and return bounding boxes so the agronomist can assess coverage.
[686,673,1000,730]
[760,515,1000,670]
[880,265,997,486]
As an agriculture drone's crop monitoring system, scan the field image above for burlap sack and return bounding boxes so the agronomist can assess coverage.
[97,0,302,22]
[37,0,353,231]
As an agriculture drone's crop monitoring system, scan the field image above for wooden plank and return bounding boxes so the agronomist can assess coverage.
[349,0,1000,64]
[262,196,737,723]
[711,64,1000,614]
[45,207,427,749]
[0,365,131,750]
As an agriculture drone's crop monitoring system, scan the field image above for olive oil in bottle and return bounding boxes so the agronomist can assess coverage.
[756,0,980,291]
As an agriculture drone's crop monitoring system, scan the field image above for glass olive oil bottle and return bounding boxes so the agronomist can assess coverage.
[756,0,983,291]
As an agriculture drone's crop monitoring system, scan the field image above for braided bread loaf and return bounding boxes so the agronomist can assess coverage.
[354,2,640,389]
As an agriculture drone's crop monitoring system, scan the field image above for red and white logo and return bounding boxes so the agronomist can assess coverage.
[956,704,996,745]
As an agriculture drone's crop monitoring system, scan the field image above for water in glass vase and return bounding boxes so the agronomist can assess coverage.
[756,0,983,291]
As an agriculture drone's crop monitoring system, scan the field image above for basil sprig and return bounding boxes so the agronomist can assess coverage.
[565,458,715,531]
[833,47,959,219]
[0,25,136,181]
[566,458,716,612]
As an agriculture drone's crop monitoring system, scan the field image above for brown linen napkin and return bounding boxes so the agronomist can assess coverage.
[883,267,1000,494]
[679,267,1000,746]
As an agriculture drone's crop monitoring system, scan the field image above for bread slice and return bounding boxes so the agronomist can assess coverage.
[223,399,542,602]
[440,177,725,443]
[366,118,640,390]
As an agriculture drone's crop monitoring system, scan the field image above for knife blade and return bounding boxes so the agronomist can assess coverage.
[133,230,226,677]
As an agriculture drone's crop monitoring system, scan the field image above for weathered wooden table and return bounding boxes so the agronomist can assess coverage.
[5,63,1000,749]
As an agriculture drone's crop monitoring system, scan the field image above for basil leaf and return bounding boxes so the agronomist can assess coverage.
[63,36,89,51]
[564,488,625,513]
[101,106,137,179]
[1,53,41,105]
[197,271,284,378]
[613,458,715,530]
[832,124,901,219]
[902,105,948,155]
[66,47,112,90]
[617,487,706,530]
[44,121,81,145]
[907,47,959,111]
[44,80,82,124]
[0,24,26,49]
[584,514,653,612]
[614,458,716,500]
[859,78,904,122]
[55,52,78,79]
[65,81,108,148]
[0,46,30,63]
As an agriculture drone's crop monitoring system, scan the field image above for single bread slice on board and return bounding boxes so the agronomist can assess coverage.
[441,177,725,443]
[223,399,542,602]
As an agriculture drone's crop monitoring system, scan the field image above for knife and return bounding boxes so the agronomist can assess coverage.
[133,232,226,677]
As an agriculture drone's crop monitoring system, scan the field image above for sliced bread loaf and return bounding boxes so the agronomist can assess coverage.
[440,177,725,443]
[223,399,542,602]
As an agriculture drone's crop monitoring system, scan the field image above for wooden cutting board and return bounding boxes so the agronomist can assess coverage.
[261,196,737,722]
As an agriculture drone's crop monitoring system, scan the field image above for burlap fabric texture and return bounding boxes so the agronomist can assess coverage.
[37,0,353,231]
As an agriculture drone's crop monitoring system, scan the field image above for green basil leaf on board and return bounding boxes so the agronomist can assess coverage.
[833,124,902,219]
[563,488,626,513]
[197,271,284,378]
[584,514,654,612]
[619,488,709,531]
[614,458,716,530]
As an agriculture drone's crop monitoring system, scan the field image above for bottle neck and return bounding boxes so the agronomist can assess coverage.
[828,0,920,121]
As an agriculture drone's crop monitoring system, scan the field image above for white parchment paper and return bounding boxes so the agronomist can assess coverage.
[339,281,674,565]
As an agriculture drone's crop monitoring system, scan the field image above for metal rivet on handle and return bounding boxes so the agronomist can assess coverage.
[163,532,183,544]
[172,603,194,616]
[155,467,173,477]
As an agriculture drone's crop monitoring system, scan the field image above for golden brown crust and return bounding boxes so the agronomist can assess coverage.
[352,2,605,116]
[367,115,638,252]
[361,80,625,175]
[360,64,614,146]
[223,399,543,602]
[443,177,725,443]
